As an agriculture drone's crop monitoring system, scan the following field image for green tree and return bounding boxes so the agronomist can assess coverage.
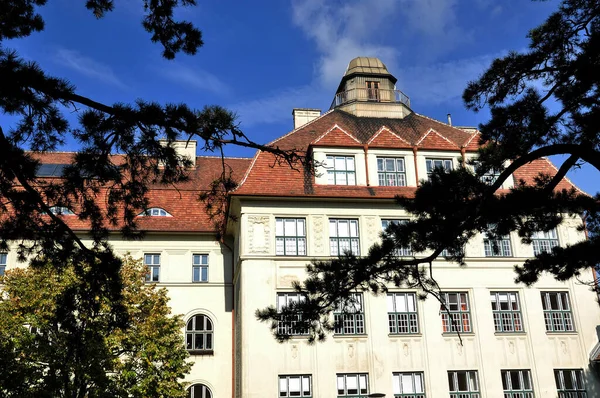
[257,0,600,342]
[0,255,190,397]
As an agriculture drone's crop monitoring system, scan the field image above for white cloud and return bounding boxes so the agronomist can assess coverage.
[158,63,231,96]
[54,48,127,89]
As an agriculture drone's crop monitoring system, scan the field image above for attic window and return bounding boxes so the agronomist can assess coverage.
[139,208,171,217]
[37,164,68,177]
[48,206,74,215]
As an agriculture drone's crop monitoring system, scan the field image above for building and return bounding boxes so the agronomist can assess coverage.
[4,57,600,397]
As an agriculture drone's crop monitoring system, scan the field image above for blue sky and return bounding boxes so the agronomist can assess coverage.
[3,0,598,194]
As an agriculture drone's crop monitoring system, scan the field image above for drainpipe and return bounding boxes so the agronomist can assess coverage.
[460,147,466,167]
[412,146,419,186]
[364,144,370,186]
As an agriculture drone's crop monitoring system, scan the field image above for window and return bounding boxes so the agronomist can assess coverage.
[276,218,307,256]
[441,292,472,333]
[541,291,575,332]
[337,373,369,397]
[448,371,479,398]
[48,206,74,215]
[185,314,213,354]
[334,293,365,335]
[490,292,523,333]
[366,81,380,101]
[387,292,419,334]
[475,163,502,185]
[187,384,212,398]
[0,253,6,277]
[139,207,171,217]
[502,370,534,398]
[381,219,412,256]
[279,375,312,397]
[144,253,160,282]
[426,158,453,176]
[277,293,308,336]
[326,155,356,185]
[555,369,587,398]
[532,229,559,255]
[377,157,406,186]
[192,254,208,282]
[330,219,360,256]
[393,372,425,398]
[484,231,512,257]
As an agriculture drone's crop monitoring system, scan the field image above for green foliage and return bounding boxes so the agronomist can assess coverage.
[258,0,600,342]
[0,256,191,398]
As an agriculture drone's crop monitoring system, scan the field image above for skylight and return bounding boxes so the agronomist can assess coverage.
[37,164,68,177]
[48,206,75,215]
[139,208,171,217]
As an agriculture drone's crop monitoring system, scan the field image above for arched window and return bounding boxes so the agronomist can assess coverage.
[186,315,213,354]
[187,384,212,398]
[139,207,171,217]
[48,206,74,215]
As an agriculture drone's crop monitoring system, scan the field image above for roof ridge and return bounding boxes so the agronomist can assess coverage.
[367,126,411,145]
[541,157,588,196]
[195,155,252,160]
[313,123,361,145]
[415,128,460,148]
[268,109,334,146]
[463,131,481,148]
[413,112,471,135]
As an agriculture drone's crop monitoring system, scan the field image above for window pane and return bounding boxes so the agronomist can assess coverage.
[385,158,395,171]
[338,220,349,237]
[414,374,423,393]
[397,159,405,172]
[377,158,384,171]
[201,267,208,281]
[346,157,355,171]
[302,376,311,395]
[387,294,395,312]
[193,267,200,282]
[401,374,414,393]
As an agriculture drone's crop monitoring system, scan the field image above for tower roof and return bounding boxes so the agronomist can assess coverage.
[337,57,397,93]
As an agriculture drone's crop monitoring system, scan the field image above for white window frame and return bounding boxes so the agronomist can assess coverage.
[276,218,307,256]
[0,252,6,277]
[192,254,208,282]
[387,292,419,334]
[490,292,524,333]
[334,293,365,335]
[502,370,534,398]
[326,155,356,185]
[484,230,512,257]
[144,253,160,283]
[425,158,453,176]
[187,383,212,398]
[185,314,213,354]
[555,369,587,397]
[139,207,171,217]
[377,157,407,186]
[279,375,312,397]
[541,291,575,332]
[532,229,559,255]
[330,219,360,256]
[48,206,75,215]
[381,219,412,256]
[448,370,480,398]
[392,372,425,397]
[441,292,472,333]
[276,292,308,336]
[336,373,369,397]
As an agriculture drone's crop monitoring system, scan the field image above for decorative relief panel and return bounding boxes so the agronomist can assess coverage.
[247,215,271,254]
[313,215,325,255]
[365,216,378,247]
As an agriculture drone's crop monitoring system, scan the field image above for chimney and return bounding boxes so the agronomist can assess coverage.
[292,108,321,129]
[160,139,197,167]
[447,113,452,126]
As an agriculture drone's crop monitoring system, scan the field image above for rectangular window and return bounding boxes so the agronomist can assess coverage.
[366,81,380,101]
[377,157,406,187]
[393,372,425,398]
[279,375,312,397]
[448,371,479,398]
[276,218,307,256]
[555,369,587,398]
[334,293,365,335]
[441,292,472,333]
[337,373,369,397]
[484,232,512,257]
[382,219,412,256]
[426,158,453,176]
[277,293,308,336]
[192,254,208,282]
[144,253,160,282]
[541,291,575,332]
[502,370,534,398]
[387,292,419,334]
[532,229,559,255]
[490,292,523,333]
[475,163,502,185]
[330,219,360,256]
[0,253,6,277]
[326,155,356,185]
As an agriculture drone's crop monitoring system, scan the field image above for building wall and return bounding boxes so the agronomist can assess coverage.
[235,198,599,397]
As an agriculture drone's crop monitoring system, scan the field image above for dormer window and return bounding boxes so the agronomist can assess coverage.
[326,155,356,185]
[377,157,406,186]
[426,158,453,177]
[48,206,74,215]
[139,208,171,217]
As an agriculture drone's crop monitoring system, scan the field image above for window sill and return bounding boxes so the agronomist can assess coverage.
[389,333,422,337]
[442,332,475,337]
[546,331,577,335]
[494,332,527,336]
[192,281,209,283]
[187,349,214,356]
[333,334,368,339]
